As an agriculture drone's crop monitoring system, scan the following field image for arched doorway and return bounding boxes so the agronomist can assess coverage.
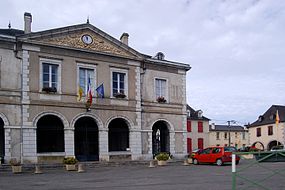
[0,119,4,162]
[152,121,170,155]
[37,115,64,153]
[252,141,265,151]
[108,118,129,151]
[74,117,99,161]
[268,140,283,151]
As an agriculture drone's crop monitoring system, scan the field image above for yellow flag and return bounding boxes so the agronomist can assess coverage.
[77,87,83,102]
[276,110,280,126]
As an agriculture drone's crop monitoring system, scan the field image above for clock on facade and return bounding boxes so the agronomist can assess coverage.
[81,34,93,45]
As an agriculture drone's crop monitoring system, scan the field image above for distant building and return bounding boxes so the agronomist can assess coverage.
[248,105,285,151]
[0,13,190,163]
[186,105,210,153]
[209,124,249,149]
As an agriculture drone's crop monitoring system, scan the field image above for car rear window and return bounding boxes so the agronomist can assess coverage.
[224,147,237,152]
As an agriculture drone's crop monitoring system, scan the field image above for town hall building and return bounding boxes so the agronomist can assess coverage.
[0,13,190,163]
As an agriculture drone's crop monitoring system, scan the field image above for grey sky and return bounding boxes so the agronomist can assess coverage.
[1,0,285,125]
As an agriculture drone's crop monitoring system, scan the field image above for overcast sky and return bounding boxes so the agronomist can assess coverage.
[1,0,285,125]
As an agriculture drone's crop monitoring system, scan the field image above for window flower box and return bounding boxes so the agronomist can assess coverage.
[114,93,126,98]
[157,96,166,103]
[42,87,57,93]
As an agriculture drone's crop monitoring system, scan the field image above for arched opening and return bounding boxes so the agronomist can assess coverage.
[152,121,170,155]
[0,119,4,162]
[108,118,129,151]
[267,140,283,151]
[37,115,64,153]
[252,141,265,151]
[74,117,99,161]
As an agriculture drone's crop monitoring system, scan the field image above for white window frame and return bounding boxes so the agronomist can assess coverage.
[39,58,62,93]
[77,63,96,97]
[110,67,128,98]
[154,77,168,101]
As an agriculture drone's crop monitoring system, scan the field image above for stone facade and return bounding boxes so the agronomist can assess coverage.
[0,13,190,163]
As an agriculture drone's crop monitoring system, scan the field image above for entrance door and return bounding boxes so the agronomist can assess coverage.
[0,119,4,161]
[152,121,170,155]
[75,117,99,161]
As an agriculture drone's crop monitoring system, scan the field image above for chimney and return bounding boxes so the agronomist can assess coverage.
[120,33,129,45]
[24,12,32,34]
[211,123,215,130]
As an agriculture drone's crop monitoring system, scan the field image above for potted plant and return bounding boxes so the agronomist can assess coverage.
[114,92,126,98]
[10,158,22,173]
[156,96,166,103]
[42,87,57,93]
[155,152,170,166]
[63,157,78,171]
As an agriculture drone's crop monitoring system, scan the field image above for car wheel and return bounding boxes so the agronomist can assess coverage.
[236,160,239,165]
[193,159,198,165]
[216,159,223,166]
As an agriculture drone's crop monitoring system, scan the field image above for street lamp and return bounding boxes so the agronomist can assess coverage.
[228,120,236,146]
[156,129,161,154]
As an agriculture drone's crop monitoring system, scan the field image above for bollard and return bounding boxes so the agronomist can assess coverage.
[77,163,85,173]
[149,160,155,168]
[34,164,43,174]
[183,159,189,166]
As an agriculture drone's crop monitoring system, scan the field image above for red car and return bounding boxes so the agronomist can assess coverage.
[192,146,240,166]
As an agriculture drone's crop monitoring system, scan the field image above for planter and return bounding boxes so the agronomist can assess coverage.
[157,160,167,166]
[187,158,193,164]
[65,164,76,171]
[11,166,22,173]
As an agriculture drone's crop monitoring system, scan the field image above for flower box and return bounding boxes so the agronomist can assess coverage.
[114,93,126,98]
[157,96,166,103]
[42,87,57,93]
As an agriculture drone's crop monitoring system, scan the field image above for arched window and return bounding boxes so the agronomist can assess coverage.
[37,115,64,153]
[108,118,129,151]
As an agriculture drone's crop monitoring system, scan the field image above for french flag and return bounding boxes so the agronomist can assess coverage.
[87,78,92,104]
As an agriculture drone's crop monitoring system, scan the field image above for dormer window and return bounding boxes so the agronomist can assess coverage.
[187,110,191,117]
[258,116,264,122]
[198,110,203,118]
[155,52,165,60]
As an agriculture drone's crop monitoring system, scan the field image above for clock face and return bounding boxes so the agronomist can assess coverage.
[81,35,93,45]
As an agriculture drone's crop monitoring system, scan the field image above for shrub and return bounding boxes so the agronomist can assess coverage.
[9,158,21,166]
[63,157,78,165]
[155,152,170,161]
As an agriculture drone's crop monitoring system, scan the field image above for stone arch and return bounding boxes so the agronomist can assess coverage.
[0,113,10,127]
[251,141,265,151]
[150,118,174,132]
[33,111,69,129]
[105,115,134,130]
[267,140,283,150]
[71,112,103,130]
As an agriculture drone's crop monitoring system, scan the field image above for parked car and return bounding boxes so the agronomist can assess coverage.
[192,146,240,166]
[270,145,285,152]
[189,148,202,158]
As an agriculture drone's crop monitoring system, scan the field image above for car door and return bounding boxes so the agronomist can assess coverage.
[211,147,222,163]
[198,148,212,163]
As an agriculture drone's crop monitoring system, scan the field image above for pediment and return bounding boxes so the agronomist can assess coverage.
[25,26,139,59]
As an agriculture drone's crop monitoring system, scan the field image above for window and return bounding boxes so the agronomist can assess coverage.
[187,121,191,132]
[111,68,128,98]
[212,148,221,154]
[40,58,61,93]
[268,126,273,136]
[242,132,246,140]
[43,63,58,89]
[216,132,220,140]
[200,147,210,154]
[79,68,94,95]
[198,122,203,133]
[113,72,125,95]
[224,132,228,139]
[235,132,238,138]
[155,78,166,98]
[256,128,261,137]
[198,138,204,149]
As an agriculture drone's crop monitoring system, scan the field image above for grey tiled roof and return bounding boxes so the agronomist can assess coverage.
[187,105,210,121]
[0,28,24,36]
[209,124,246,132]
[249,105,285,127]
